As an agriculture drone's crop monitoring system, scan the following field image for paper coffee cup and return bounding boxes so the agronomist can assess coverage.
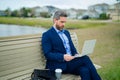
[55,69,62,80]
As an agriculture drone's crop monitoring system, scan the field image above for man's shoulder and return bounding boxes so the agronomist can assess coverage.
[42,27,54,36]
[43,27,50,32]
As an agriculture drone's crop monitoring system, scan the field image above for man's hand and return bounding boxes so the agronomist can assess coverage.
[64,54,75,61]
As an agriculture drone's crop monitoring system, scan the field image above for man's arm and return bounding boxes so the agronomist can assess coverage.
[42,33,64,62]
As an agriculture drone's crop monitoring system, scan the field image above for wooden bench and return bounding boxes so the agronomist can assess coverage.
[0,32,100,80]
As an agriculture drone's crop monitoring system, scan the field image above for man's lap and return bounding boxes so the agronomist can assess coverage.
[63,56,91,75]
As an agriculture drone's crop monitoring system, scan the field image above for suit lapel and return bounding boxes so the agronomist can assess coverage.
[51,27,64,45]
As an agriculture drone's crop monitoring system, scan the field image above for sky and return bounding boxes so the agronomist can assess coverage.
[0,0,117,10]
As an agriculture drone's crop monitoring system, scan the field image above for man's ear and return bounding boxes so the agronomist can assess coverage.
[53,18,58,23]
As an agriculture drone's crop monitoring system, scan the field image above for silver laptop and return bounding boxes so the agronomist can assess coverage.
[75,39,96,57]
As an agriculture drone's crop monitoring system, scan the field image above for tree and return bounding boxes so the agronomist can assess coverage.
[20,7,28,17]
[11,10,19,17]
[5,8,11,16]
[20,7,32,17]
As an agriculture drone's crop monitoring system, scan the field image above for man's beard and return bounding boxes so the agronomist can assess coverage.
[56,24,64,30]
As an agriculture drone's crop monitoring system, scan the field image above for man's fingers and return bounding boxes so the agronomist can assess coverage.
[64,54,75,61]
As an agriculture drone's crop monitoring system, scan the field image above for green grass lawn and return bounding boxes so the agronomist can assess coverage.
[0,17,120,80]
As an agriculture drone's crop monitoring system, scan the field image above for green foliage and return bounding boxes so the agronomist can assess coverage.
[99,13,109,20]
[11,10,19,17]
[20,7,32,17]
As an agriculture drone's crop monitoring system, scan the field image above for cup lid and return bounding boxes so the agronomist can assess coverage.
[55,69,62,72]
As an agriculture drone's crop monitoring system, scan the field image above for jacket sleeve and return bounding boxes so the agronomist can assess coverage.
[42,32,64,62]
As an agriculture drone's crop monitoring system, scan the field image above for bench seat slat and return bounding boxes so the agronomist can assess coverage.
[0,62,43,77]
[0,66,41,80]
[11,73,32,80]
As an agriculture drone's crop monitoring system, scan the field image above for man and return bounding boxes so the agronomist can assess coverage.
[42,10,101,80]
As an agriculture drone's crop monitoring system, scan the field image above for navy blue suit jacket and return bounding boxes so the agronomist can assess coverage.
[42,27,77,71]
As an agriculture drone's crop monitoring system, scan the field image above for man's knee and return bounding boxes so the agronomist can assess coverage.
[81,55,92,63]
[82,55,90,59]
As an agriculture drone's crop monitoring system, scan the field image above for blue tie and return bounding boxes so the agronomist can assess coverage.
[58,31,71,55]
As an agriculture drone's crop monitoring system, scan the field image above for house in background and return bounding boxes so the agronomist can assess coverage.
[65,8,87,19]
[66,9,78,19]
[108,2,120,20]
[83,9,99,18]
[0,10,6,16]
[86,3,109,18]
[32,6,59,17]
[32,6,41,17]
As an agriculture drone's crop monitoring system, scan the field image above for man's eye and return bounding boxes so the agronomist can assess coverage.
[61,21,65,23]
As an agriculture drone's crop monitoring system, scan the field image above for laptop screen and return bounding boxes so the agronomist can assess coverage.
[81,39,96,55]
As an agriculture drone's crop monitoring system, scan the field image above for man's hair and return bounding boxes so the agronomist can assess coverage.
[53,10,67,20]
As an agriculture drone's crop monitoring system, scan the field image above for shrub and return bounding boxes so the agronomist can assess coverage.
[99,13,109,20]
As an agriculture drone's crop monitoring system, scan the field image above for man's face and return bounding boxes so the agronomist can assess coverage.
[54,17,67,30]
